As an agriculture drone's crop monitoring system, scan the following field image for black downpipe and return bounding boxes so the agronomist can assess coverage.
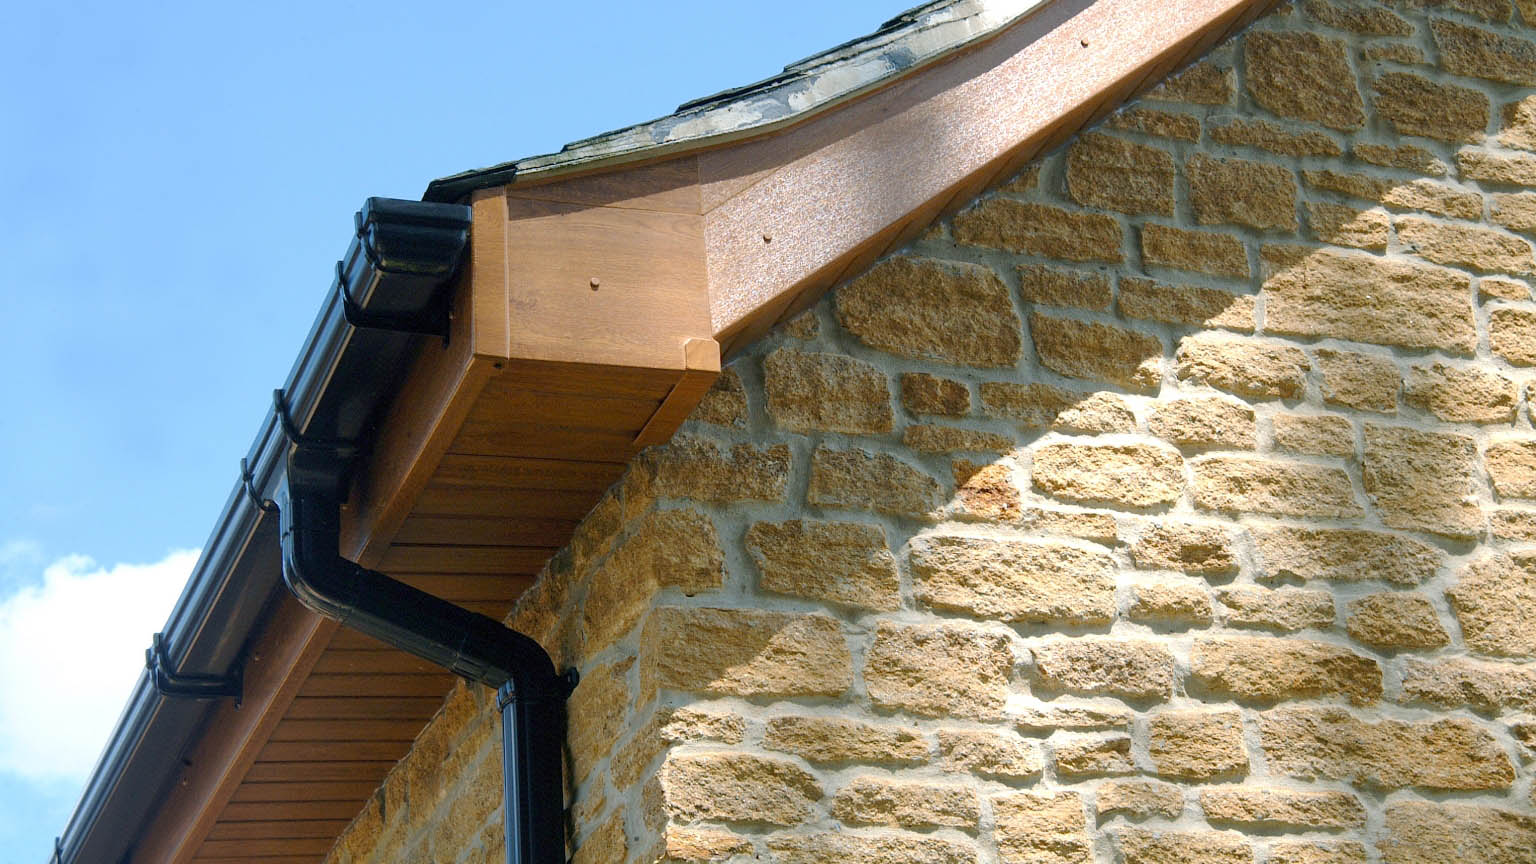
[273,199,573,864]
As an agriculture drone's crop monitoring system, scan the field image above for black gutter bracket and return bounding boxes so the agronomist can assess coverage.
[145,633,243,707]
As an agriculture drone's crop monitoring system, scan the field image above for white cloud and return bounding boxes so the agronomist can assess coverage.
[0,549,199,781]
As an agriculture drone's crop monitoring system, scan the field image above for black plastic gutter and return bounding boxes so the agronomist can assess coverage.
[53,198,568,864]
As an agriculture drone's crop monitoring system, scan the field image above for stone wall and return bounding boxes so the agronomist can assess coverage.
[324,1,1536,862]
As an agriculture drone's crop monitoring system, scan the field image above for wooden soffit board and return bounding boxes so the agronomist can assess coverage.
[135,1,1282,861]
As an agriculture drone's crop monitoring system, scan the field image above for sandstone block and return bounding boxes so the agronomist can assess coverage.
[1353,143,1446,175]
[1262,247,1476,354]
[1490,306,1536,365]
[838,256,1022,367]
[1244,31,1363,129]
[1189,153,1299,231]
[1259,706,1514,790]
[1199,786,1366,830]
[767,833,978,864]
[1492,191,1536,234]
[1145,61,1233,105]
[902,372,969,416]
[939,729,1044,781]
[1049,391,1137,434]
[1269,842,1367,864]
[1460,148,1536,186]
[831,776,980,830]
[909,533,1117,625]
[1148,709,1249,781]
[994,791,1091,864]
[1095,779,1184,820]
[747,520,900,611]
[1140,224,1249,278]
[658,826,752,863]
[1211,117,1341,157]
[1031,313,1162,392]
[569,660,632,783]
[1346,592,1450,652]
[583,509,724,657]
[1175,334,1307,400]
[1373,72,1489,141]
[1054,735,1135,777]
[1119,278,1254,330]
[1401,657,1536,713]
[1480,276,1532,301]
[1191,636,1381,704]
[1106,107,1201,141]
[905,424,1013,454]
[641,607,851,699]
[1315,349,1399,413]
[1503,93,1536,151]
[1066,133,1175,216]
[658,751,820,825]
[1254,526,1441,584]
[1033,638,1175,701]
[1432,18,1536,85]
[1363,424,1481,538]
[808,446,940,518]
[1306,202,1388,251]
[646,436,790,502]
[1492,507,1536,540]
[1488,439,1536,498]
[1404,363,1519,423]
[1128,582,1215,627]
[865,621,1013,719]
[1304,0,1413,34]
[1118,828,1252,864]
[1131,521,1238,575]
[1217,586,1336,632]
[1397,216,1535,275]
[1381,801,1536,864]
[1450,551,1536,657]
[1273,413,1353,457]
[1014,705,1133,733]
[954,199,1123,263]
[763,715,928,765]
[1018,263,1113,310]
[694,367,747,426]
[953,460,1022,522]
[1032,442,1184,509]
[1191,455,1361,518]
[1148,397,1256,449]
[763,348,893,434]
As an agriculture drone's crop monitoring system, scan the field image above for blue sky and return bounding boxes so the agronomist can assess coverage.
[0,1,905,859]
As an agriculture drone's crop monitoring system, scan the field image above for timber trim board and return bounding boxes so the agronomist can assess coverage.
[151,2,1287,861]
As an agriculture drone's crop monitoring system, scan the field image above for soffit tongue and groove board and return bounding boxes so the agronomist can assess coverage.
[204,820,352,840]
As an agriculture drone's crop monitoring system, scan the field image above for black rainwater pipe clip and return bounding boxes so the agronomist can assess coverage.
[145,633,242,706]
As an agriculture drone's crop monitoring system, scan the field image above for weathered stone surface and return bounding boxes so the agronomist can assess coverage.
[657,752,821,825]
[1066,133,1175,216]
[1491,307,1536,365]
[1254,526,1441,585]
[1404,363,1519,423]
[939,729,1044,781]
[1273,413,1354,457]
[1347,592,1450,652]
[1132,521,1238,575]
[838,256,1022,367]
[1245,31,1363,129]
[1118,828,1252,864]
[1054,735,1135,777]
[1148,710,1249,781]
[1384,180,1484,220]
[641,607,851,699]
[1304,0,1413,34]
[1432,18,1536,86]
[1188,153,1299,231]
[647,436,791,502]
[1145,61,1233,105]
[1192,455,1361,518]
[982,382,1134,432]
[1211,118,1341,157]
[1033,638,1176,701]
[808,447,940,518]
[573,810,626,864]
[1217,586,1336,632]
[1380,801,1536,864]
[1032,442,1184,508]
[1106,107,1201,141]
[1450,552,1536,658]
[1315,349,1400,413]
[763,348,892,435]
[1014,704,1133,733]
[1373,72,1490,141]
[955,199,1123,263]
[1480,276,1532,301]
[1120,278,1255,330]
[1259,707,1515,790]
[1053,392,1138,434]
[1031,313,1162,392]
[1148,397,1257,449]
[902,371,969,416]
[583,509,724,656]
[768,833,978,864]
[763,715,928,764]
[1503,93,1536,151]
[1262,247,1476,353]
[1363,424,1481,538]
[905,424,1013,454]
[569,659,632,782]
[1493,191,1536,234]
[1191,636,1381,704]
[1397,216,1535,275]
[831,776,980,830]
[909,534,1117,625]
[953,460,1023,522]
[995,791,1091,864]
[658,826,752,863]
[1175,334,1308,400]
[1492,507,1536,540]
[1095,779,1184,820]
[1140,224,1249,278]
[1200,786,1367,830]
[1402,0,1513,22]
[1017,264,1113,310]
[1488,439,1536,498]
[1019,508,1120,544]
[1460,148,1536,186]
[1306,202,1388,251]
[865,621,1013,719]
[1401,657,1536,713]
[1268,841,1367,864]
[612,706,747,791]
[747,520,899,611]
[695,367,747,426]
[1354,143,1447,175]
[1361,41,1423,63]
[1128,582,1216,627]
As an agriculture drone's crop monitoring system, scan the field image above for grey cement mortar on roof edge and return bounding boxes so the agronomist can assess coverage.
[426,0,1049,198]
